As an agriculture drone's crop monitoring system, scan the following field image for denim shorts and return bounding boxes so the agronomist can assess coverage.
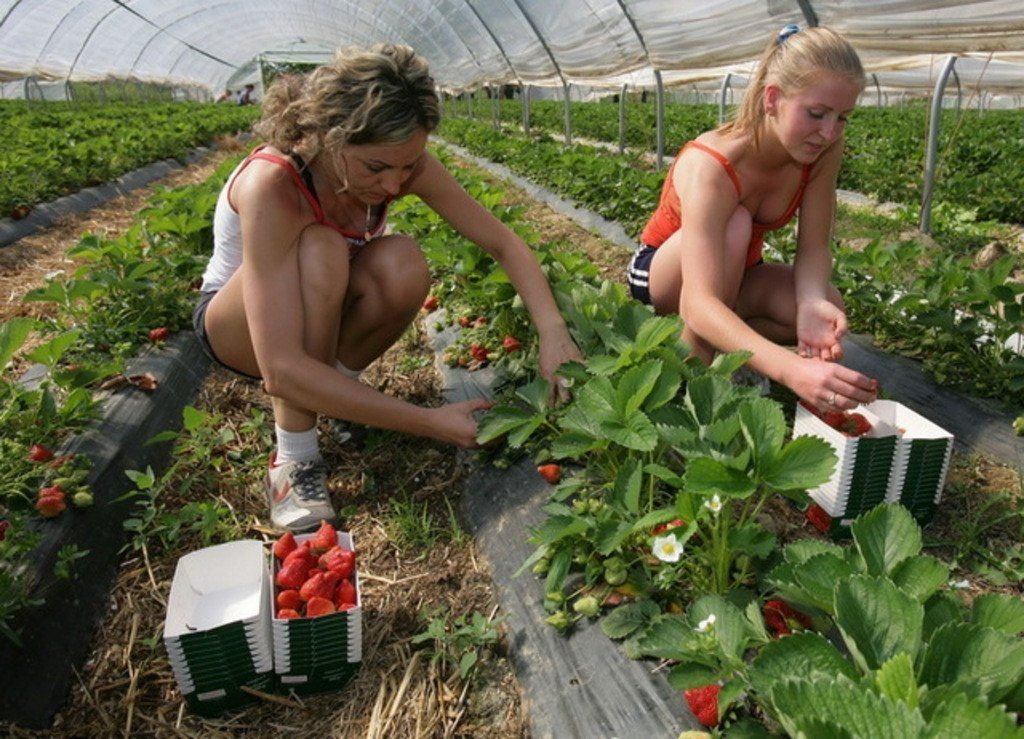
[626,244,656,305]
[192,290,261,380]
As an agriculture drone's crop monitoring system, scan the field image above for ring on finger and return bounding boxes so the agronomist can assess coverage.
[828,391,837,407]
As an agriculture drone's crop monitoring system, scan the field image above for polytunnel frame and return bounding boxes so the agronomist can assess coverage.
[2,3,1018,240]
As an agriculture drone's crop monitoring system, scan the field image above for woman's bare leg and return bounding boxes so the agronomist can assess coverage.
[647,206,752,361]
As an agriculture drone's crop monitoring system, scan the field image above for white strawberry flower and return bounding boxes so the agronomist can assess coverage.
[696,614,717,633]
[652,533,684,563]
[704,494,723,514]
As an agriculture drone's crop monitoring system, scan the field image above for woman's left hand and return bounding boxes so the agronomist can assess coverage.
[796,298,847,362]
[537,326,584,404]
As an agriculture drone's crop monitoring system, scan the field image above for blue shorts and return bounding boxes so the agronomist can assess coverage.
[626,244,656,305]
[192,290,261,380]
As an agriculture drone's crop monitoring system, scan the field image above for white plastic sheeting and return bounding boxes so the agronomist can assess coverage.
[0,1,1023,98]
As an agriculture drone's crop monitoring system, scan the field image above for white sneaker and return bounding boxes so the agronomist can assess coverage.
[264,453,337,532]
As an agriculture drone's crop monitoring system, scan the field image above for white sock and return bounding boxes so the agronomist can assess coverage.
[336,361,363,381]
[274,426,320,465]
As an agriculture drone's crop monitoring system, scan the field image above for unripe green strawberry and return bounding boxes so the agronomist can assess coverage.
[532,558,550,575]
[72,490,94,508]
[545,611,571,630]
[603,568,627,586]
[573,595,600,618]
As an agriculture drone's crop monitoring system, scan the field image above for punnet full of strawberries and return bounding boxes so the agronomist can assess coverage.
[271,521,358,619]
[799,401,873,437]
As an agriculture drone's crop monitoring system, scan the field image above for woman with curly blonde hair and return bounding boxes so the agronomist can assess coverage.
[194,44,580,532]
[627,25,878,412]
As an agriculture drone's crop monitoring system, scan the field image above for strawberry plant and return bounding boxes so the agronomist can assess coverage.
[480,279,835,629]
[615,504,1024,733]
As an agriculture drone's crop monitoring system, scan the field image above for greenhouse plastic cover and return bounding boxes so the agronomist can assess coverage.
[1,0,1023,98]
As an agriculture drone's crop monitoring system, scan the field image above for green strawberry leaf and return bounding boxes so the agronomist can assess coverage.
[834,575,923,672]
[918,622,1024,705]
[923,691,1022,739]
[749,632,858,699]
[600,600,660,640]
[851,503,922,577]
[970,593,1024,635]
[875,653,919,708]
[769,675,925,739]
[890,554,949,602]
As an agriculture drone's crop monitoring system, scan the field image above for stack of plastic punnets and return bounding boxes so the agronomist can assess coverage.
[163,540,275,716]
[794,400,953,536]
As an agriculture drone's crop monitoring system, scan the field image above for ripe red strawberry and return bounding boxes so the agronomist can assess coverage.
[36,490,66,518]
[275,556,312,589]
[458,315,472,327]
[502,335,522,353]
[469,343,490,363]
[821,408,847,429]
[537,463,561,484]
[0,520,9,541]
[299,571,336,602]
[652,518,686,535]
[305,596,336,617]
[335,578,357,607]
[839,412,872,437]
[763,599,813,637]
[320,546,355,579]
[50,454,74,469]
[272,531,297,560]
[283,541,315,567]
[148,327,170,342]
[309,520,337,554]
[422,295,439,311]
[27,444,55,463]
[473,316,488,327]
[276,589,302,611]
[684,684,721,727]
[276,608,301,620]
[805,503,832,534]
[10,205,31,220]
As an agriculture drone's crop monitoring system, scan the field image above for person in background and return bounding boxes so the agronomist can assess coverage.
[215,88,233,103]
[627,25,878,412]
[193,44,581,532]
[238,83,256,105]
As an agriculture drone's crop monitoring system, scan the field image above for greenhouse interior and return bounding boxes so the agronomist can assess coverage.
[1,1,1023,737]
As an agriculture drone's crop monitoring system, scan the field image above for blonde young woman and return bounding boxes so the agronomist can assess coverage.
[194,45,581,531]
[627,25,878,412]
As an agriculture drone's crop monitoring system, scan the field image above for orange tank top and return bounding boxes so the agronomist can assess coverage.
[639,141,812,268]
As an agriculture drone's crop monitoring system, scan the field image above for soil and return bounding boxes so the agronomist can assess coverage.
[0,141,1020,737]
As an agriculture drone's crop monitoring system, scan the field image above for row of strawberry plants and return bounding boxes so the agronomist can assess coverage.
[462,97,1024,224]
[410,149,1024,733]
[438,117,1024,410]
[0,157,239,643]
[0,101,259,218]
